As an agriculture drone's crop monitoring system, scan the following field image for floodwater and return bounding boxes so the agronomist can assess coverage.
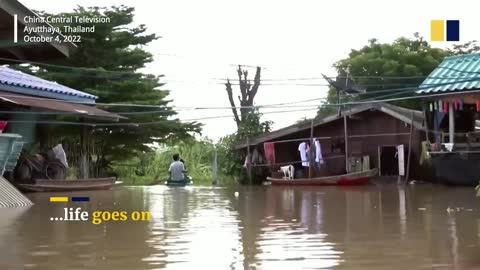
[0,183,480,270]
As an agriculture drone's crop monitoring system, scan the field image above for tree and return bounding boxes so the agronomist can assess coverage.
[24,6,201,175]
[225,65,262,129]
[449,40,480,54]
[318,34,452,115]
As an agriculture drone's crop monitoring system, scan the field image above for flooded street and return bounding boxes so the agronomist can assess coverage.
[0,183,479,269]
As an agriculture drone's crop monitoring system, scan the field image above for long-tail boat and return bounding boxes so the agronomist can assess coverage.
[266,168,377,186]
[16,178,117,192]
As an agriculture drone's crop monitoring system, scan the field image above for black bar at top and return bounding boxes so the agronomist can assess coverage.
[71,197,90,202]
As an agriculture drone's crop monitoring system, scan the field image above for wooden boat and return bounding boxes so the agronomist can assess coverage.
[165,177,193,187]
[266,168,378,186]
[17,177,117,192]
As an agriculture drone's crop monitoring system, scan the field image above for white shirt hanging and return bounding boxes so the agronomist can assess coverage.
[298,142,309,167]
[315,140,323,164]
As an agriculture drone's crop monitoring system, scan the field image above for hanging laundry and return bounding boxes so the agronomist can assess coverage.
[459,100,464,111]
[444,101,448,113]
[429,103,433,112]
[0,121,7,133]
[454,101,459,110]
[263,142,276,168]
[310,140,316,160]
[433,101,437,111]
[298,142,310,167]
[438,100,443,113]
[243,155,250,168]
[314,139,324,165]
[477,100,480,112]
[252,148,260,164]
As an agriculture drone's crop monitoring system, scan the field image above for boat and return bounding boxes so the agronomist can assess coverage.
[165,177,193,187]
[266,168,378,186]
[17,177,116,192]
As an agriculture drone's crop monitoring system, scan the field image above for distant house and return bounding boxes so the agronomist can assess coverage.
[235,102,428,180]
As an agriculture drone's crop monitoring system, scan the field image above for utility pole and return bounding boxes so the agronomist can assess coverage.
[212,144,218,185]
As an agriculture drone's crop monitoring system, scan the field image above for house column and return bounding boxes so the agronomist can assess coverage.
[79,125,89,179]
[449,102,455,143]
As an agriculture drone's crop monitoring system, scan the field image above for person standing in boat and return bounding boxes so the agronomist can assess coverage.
[169,153,187,181]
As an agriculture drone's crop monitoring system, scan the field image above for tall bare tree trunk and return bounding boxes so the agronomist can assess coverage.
[225,65,261,129]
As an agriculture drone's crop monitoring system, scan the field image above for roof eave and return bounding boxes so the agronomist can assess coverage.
[1,0,77,58]
[234,103,423,149]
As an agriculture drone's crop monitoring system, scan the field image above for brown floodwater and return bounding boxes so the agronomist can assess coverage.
[0,183,479,270]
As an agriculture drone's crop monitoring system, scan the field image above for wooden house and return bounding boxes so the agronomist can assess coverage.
[235,103,428,182]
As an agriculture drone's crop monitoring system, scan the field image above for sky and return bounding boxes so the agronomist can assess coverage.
[20,0,478,141]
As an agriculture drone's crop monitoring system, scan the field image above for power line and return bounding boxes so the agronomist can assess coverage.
[6,87,480,127]
[5,107,321,127]
[4,54,480,82]
[0,91,327,111]
[0,57,135,75]
[0,75,477,111]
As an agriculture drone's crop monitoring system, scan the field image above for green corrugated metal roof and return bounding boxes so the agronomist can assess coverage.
[417,53,480,94]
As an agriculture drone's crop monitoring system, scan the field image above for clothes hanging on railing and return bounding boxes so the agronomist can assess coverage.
[0,121,7,133]
[428,100,468,113]
[264,142,276,167]
[314,139,324,164]
[298,142,309,167]
[252,148,260,164]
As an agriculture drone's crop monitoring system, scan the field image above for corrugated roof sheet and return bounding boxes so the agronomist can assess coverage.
[234,102,423,149]
[0,90,123,120]
[417,53,480,94]
[0,66,97,102]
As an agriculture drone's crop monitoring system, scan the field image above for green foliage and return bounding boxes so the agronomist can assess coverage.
[236,109,273,140]
[339,35,450,108]
[318,35,480,116]
[218,109,272,179]
[112,139,236,185]
[19,6,201,174]
[317,88,355,117]
[449,40,480,55]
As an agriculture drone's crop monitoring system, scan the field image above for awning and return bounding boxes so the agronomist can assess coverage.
[0,90,125,121]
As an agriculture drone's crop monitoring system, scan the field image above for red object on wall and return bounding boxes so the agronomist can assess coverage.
[0,121,7,133]
[264,142,276,168]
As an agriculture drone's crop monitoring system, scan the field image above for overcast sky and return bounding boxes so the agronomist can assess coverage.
[21,0,477,141]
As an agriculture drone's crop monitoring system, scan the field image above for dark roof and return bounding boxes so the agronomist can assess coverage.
[0,67,97,103]
[0,0,76,61]
[234,102,424,149]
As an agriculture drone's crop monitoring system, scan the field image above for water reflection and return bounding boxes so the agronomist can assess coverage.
[143,186,244,269]
[0,184,478,269]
